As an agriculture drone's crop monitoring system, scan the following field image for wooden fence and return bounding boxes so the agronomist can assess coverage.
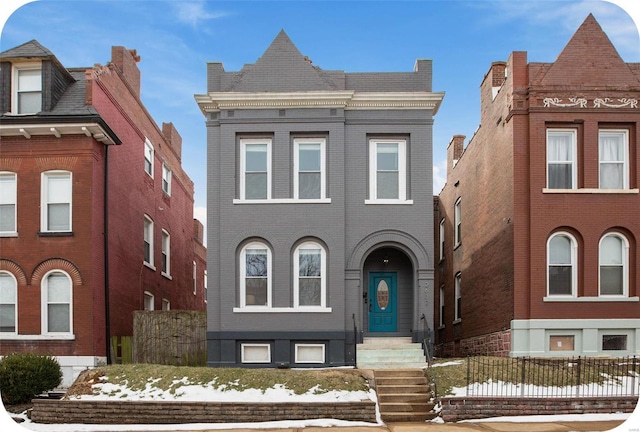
[131,311,207,366]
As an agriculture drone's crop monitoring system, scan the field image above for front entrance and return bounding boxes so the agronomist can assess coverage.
[368,272,397,332]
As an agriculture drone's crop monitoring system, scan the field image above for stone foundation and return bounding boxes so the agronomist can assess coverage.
[436,329,511,357]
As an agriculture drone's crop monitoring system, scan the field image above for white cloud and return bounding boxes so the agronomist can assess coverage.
[172,1,230,27]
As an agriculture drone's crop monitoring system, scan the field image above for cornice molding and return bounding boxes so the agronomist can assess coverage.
[195,91,444,114]
[542,97,638,109]
[0,122,118,145]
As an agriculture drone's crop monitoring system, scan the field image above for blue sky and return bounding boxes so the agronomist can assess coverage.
[1,0,639,228]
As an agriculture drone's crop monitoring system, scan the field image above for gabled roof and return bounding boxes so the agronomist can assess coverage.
[539,14,639,87]
[225,30,338,92]
[0,39,55,59]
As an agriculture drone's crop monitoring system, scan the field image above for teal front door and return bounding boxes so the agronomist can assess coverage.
[368,272,397,332]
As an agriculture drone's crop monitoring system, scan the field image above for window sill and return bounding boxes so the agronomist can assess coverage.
[453,318,462,325]
[543,188,639,194]
[162,272,172,280]
[438,325,445,330]
[233,307,332,313]
[364,199,414,205]
[234,198,331,204]
[0,334,75,341]
[0,232,18,237]
[38,231,74,237]
[543,296,639,302]
[143,262,156,271]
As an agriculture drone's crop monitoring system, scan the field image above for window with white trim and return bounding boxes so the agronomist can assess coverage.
[294,138,326,199]
[454,198,461,247]
[42,271,72,334]
[41,171,72,232]
[240,242,271,307]
[438,218,445,260]
[162,298,170,311]
[204,270,208,303]
[144,139,154,177]
[293,242,326,308]
[599,233,629,296]
[143,292,154,311]
[143,215,154,267]
[13,64,41,114]
[0,272,17,333]
[439,286,445,328]
[547,129,577,189]
[241,343,271,363]
[162,163,172,195]
[454,273,461,321]
[0,172,17,234]
[161,230,170,276]
[369,139,407,202]
[240,139,271,200]
[547,233,577,296]
[193,261,197,295]
[295,344,325,363]
[599,130,628,189]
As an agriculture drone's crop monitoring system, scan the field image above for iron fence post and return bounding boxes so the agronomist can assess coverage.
[633,355,637,398]
[575,356,581,398]
[520,357,526,397]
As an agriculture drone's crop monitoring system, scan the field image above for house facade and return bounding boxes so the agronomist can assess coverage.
[435,15,640,357]
[197,31,443,367]
[0,41,206,385]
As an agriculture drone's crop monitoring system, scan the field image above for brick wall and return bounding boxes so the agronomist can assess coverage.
[31,399,377,424]
[436,329,511,357]
[440,396,637,422]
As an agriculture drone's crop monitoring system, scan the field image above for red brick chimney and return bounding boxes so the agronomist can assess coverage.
[447,135,466,173]
[111,46,141,98]
[162,122,183,162]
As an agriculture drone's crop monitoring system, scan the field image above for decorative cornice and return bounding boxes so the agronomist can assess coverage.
[542,97,638,109]
[195,91,445,115]
[0,122,118,144]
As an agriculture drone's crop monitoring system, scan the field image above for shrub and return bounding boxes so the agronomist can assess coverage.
[0,353,62,405]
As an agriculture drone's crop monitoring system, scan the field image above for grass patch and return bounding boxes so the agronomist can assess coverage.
[66,364,370,398]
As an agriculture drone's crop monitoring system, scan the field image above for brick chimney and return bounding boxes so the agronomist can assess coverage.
[162,122,183,161]
[111,46,141,97]
[447,135,465,173]
[193,219,205,244]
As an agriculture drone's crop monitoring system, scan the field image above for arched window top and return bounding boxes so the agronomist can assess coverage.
[0,271,17,333]
[239,241,272,308]
[41,270,73,335]
[547,232,577,297]
[293,241,327,309]
[599,232,629,297]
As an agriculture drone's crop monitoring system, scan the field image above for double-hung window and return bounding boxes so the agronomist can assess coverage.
[241,139,271,200]
[41,171,72,232]
[294,242,326,308]
[240,242,271,307]
[144,139,154,177]
[162,163,172,195]
[161,230,170,277]
[438,219,445,259]
[368,139,408,202]
[143,215,154,267]
[42,271,72,334]
[439,285,445,328]
[547,129,577,189]
[599,130,628,189]
[0,172,17,235]
[599,233,628,296]
[454,273,461,321]
[0,272,17,333]
[294,138,326,200]
[454,198,461,247]
[13,64,42,114]
[547,233,577,296]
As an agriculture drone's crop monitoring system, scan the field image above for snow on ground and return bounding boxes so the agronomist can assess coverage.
[430,360,464,368]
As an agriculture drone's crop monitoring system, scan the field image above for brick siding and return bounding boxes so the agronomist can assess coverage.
[436,329,511,357]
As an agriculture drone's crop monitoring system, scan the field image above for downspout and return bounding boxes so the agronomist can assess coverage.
[104,144,111,364]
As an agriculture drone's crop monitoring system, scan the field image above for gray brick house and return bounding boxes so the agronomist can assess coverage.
[196,31,444,367]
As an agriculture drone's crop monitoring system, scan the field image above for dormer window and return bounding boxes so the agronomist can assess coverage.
[13,64,42,114]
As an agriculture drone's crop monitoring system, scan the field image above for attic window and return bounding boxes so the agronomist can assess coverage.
[13,64,42,114]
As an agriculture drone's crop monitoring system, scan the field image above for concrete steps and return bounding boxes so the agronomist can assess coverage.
[357,337,427,369]
[374,369,436,423]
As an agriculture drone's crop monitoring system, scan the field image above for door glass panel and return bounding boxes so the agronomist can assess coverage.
[376,279,389,310]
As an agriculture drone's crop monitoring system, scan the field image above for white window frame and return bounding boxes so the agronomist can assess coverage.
[144,139,154,178]
[239,242,272,308]
[41,171,72,233]
[12,63,42,115]
[204,270,208,303]
[367,139,410,204]
[162,163,172,195]
[143,291,154,311]
[193,261,197,295]
[546,232,578,298]
[454,273,461,322]
[241,343,271,364]
[0,172,17,236]
[295,344,325,364]
[454,198,461,247]
[162,298,171,311]
[143,215,154,269]
[439,218,445,260]
[598,233,629,297]
[439,285,445,328]
[599,130,629,190]
[546,129,577,190]
[41,270,73,336]
[161,230,171,278]
[293,241,327,310]
[294,138,326,200]
[0,271,17,334]
[240,138,272,200]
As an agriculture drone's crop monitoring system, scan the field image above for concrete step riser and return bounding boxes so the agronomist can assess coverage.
[378,394,430,403]
[381,413,438,422]
[376,377,428,386]
[379,403,435,413]
[376,386,430,395]
[357,362,428,369]
[373,369,425,377]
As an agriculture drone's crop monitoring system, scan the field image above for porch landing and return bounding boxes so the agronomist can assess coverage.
[356,337,427,369]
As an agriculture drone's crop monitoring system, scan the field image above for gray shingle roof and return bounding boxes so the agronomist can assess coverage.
[0,39,54,59]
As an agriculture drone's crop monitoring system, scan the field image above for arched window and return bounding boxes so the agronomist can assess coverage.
[547,233,577,296]
[240,242,271,308]
[293,242,326,308]
[42,271,72,334]
[599,233,629,296]
[0,272,17,333]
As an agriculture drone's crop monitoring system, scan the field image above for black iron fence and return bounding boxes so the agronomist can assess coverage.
[466,356,639,397]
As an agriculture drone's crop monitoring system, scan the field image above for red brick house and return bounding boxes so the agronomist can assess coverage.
[0,41,206,385]
[435,14,639,357]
